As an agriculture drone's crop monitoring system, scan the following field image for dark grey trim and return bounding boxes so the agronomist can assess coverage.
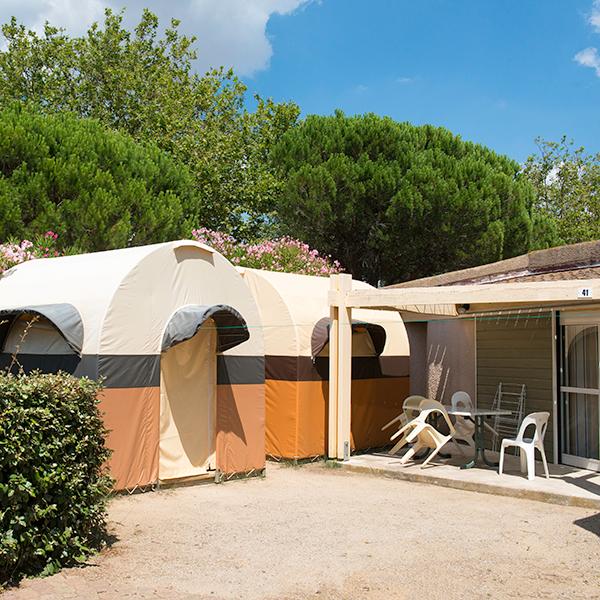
[0,303,84,355]
[378,355,410,378]
[0,353,158,388]
[0,353,93,378]
[217,356,265,385]
[311,317,387,360]
[1,353,266,387]
[265,355,410,381]
[162,304,249,353]
[98,355,160,388]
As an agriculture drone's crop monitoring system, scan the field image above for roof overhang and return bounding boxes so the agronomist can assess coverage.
[329,279,600,317]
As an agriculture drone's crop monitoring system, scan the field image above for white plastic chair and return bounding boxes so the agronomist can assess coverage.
[382,395,427,455]
[498,412,550,481]
[392,401,456,468]
[449,391,475,454]
[381,395,426,431]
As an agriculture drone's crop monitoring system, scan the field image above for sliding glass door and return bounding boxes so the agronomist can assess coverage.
[560,317,600,471]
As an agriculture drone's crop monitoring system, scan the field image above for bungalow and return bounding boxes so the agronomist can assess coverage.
[327,241,600,472]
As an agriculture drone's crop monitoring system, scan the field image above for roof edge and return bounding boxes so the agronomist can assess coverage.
[387,240,600,288]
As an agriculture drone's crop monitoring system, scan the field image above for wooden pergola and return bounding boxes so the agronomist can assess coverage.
[327,274,600,460]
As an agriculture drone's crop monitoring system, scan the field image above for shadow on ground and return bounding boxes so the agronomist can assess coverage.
[573,512,600,538]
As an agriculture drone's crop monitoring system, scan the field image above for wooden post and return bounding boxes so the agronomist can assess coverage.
[328,274,353,460]
[327,300,339,459]
[338,281,352,461]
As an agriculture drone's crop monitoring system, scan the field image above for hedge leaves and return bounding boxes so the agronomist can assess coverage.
[0,372,111,585]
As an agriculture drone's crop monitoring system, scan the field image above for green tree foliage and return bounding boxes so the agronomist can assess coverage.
[0,103,196,251]
[272,111,547,284]
[523,136,600,245]
[0,10,299,238]
[0,371,111,585]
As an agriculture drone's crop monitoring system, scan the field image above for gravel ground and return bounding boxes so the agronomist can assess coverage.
[3,463,600,600]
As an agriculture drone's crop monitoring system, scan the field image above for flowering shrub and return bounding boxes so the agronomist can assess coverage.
[0,232,61,274]
[191,228,342,276]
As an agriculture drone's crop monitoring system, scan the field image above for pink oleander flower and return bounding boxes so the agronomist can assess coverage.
[191,228,343,276]
[0,233,62,274]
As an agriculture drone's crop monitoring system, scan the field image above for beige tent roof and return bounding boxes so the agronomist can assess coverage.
[239,268,408,357]
[0,241,263,358]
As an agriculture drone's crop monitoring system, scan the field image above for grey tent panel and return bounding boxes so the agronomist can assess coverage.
[311,317,387,360]
[162,304,249,353]
[0,303,84,356]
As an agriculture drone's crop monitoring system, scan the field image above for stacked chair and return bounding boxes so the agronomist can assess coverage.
[381,395,427,455]
[449,391,475,455]
[382,397,455,468]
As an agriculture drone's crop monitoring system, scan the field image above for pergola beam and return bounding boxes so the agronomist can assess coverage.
[331,279,600,311]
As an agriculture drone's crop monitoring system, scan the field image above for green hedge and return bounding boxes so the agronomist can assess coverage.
[0,372,112,586]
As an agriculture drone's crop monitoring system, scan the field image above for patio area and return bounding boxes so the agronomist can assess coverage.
[344,449,600,509]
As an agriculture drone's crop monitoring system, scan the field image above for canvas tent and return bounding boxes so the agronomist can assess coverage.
[0,241,265,490]
[240,268,410,459]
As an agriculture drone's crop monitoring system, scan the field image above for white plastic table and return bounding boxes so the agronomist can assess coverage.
[446,408,512,469]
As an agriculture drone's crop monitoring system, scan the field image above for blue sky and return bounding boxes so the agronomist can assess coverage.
[5,0,600,163]
[243,0,600,162]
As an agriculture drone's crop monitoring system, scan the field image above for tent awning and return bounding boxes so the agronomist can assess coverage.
[0,303,84,355]
[162,304,249,353]
[311,317,386,359]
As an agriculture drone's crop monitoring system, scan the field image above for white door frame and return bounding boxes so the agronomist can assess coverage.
[558,310,600,471]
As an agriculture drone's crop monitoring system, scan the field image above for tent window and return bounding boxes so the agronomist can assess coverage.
[3,315,74,355]
[311,317,386,360]
[318,330,378,358]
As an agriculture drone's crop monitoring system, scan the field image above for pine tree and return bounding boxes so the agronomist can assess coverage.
[272,111,552,284]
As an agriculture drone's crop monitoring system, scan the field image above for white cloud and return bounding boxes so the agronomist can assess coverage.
[574,46,600,76]
[0,0,311,76]
[573,2,600,77]
[589,0,600,32]
[34,0,106,35]
[396,76,413,84]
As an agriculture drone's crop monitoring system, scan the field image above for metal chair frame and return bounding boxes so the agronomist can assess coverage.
[490,383,526,452]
